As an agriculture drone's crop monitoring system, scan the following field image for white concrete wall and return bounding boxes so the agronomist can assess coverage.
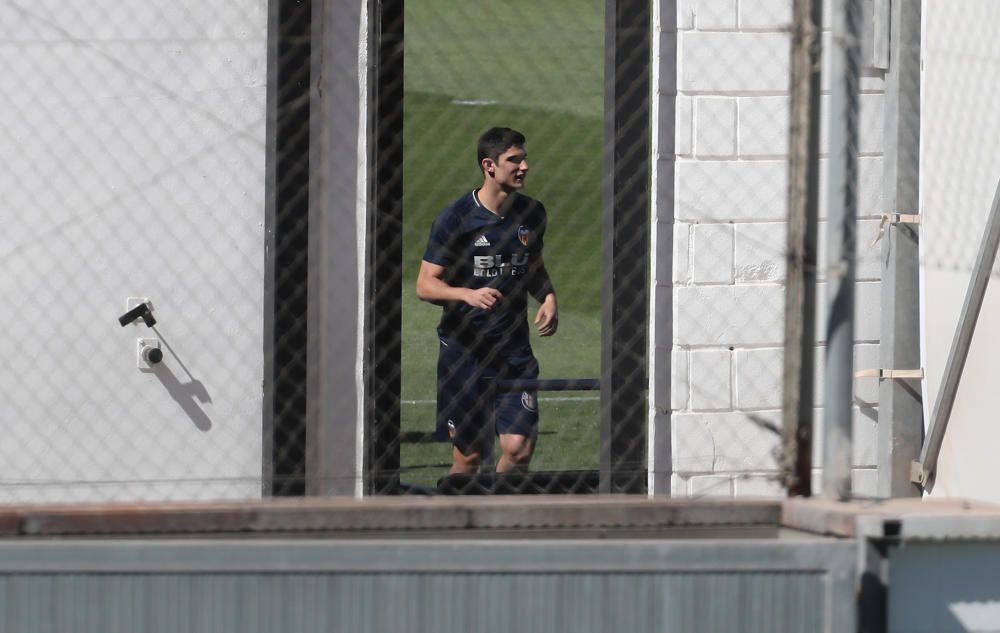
[921,0,1000,504]
[655,0,886,497]
[0,2,268,501]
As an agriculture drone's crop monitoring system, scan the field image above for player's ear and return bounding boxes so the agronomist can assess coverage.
[482,158,495,177]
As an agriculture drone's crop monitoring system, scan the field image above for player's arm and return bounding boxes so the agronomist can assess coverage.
[416,260,503,310]
[527,255,558,336]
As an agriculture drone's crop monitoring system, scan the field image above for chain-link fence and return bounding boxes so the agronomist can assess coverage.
[396,0,628,495]
[7,0,988,506]
[2,1,274,502]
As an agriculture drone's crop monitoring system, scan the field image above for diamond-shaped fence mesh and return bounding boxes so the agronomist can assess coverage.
[396,0,612,494]
[6,0,966,507]
[2,1,275,503]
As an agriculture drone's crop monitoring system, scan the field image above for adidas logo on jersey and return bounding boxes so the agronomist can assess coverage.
[474,235,490,247]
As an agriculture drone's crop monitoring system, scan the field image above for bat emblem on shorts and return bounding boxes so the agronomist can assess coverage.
[520,391,537,412]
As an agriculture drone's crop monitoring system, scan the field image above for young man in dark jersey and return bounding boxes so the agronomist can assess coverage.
[416,127,558,475]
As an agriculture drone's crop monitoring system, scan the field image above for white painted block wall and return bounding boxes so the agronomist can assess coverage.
[0,2,268,501]
[653,0,886,497]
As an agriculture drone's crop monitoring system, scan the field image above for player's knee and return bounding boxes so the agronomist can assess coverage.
[501,437,534,464]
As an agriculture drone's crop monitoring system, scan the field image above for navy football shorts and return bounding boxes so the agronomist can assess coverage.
[435,334,539,455]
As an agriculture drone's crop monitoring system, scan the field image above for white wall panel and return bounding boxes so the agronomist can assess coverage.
[921,0,1000,504]
[0,1,267,501]
[658,0,886,498]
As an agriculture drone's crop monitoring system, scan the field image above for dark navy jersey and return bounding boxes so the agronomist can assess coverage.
[423,190,547,347]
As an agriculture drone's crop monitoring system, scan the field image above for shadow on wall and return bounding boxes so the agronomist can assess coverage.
[151,327,213,431]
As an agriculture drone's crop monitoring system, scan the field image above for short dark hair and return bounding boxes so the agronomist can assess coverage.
[477,127,526,172]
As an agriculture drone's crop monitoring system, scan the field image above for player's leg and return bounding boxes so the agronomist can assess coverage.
[497,433,536,472]
[450,445,481,474]
[436,335,486,474]
[494,348,540,472]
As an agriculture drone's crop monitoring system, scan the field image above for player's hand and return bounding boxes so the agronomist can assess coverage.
[465,287,503,310]
[534,295,558,336]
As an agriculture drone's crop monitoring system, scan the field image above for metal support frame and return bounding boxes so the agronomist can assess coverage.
[822,0,864,501]
[601,0,651,494]
[867,0,891,70]
[266,0,313,496]
[914,178,1000,490]
[358,0,648,496]
[306,0,368,496]
[877,0,923,498]
[364,0,404,495]
[648,0,677,497]
[782,0,823,497]
[262,0,280,495]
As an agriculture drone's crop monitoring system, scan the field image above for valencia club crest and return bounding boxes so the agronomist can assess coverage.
[518,225,531,246]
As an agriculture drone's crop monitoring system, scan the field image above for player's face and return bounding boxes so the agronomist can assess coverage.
[489,145,529,191]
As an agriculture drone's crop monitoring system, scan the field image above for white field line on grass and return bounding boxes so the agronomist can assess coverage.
[450,99,499,106]
[402,395,599,405]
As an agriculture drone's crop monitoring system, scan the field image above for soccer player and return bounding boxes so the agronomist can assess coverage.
[416,127,558,476]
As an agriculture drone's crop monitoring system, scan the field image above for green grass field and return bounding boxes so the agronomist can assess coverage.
[400,1,605,486]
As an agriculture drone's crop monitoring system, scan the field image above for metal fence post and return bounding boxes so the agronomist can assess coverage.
[362,0,404,496]
[878,0,923,498]
[306,0,367,496]
[601,0,650,494]
[783,0,823,497]
[822,0,863,500]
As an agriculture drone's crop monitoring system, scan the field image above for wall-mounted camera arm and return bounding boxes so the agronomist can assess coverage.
[118,303,157,327]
